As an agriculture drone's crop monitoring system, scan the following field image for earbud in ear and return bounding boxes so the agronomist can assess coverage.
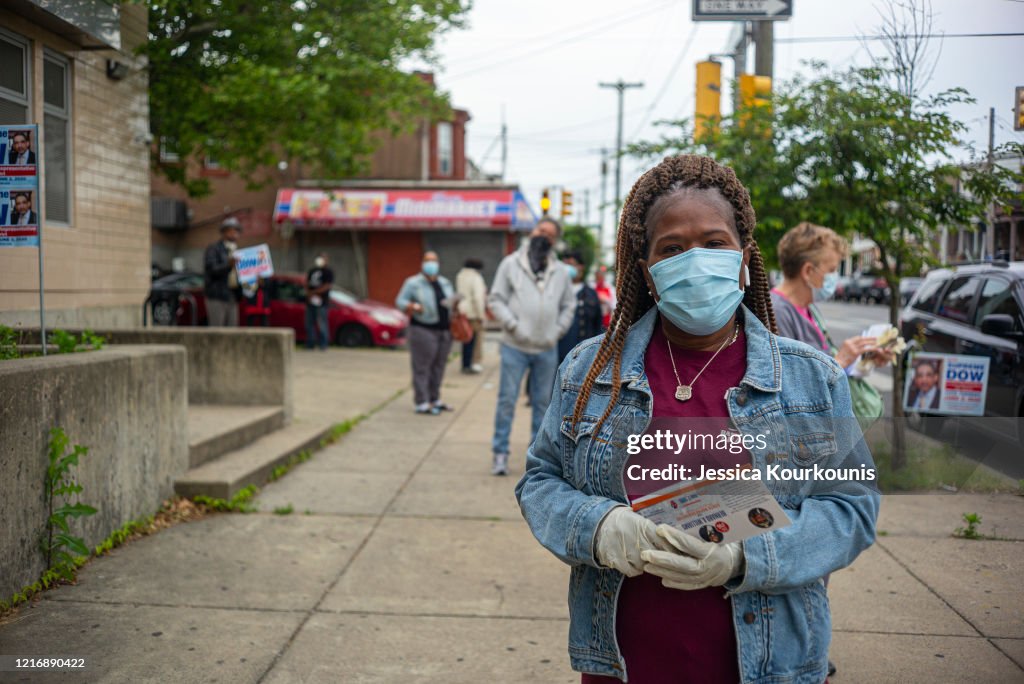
[742,264,750,289]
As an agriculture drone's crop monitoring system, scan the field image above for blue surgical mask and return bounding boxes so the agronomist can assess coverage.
[565,264,578,281]
[422,261,439,277]
[812,270,839,302]
[648,248,744,336]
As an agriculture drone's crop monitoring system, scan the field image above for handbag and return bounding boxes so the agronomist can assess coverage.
[809,306,884,428]
[450,312,474,343]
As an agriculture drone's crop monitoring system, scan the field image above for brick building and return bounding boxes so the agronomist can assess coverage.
[0,1,150,327]
[150,74,535,303]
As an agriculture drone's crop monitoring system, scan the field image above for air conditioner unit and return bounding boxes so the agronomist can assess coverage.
[151,198,189,231]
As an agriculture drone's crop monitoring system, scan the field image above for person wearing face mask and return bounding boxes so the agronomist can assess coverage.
[203,216,242,327]
[305,252,334,350]
[396,251,458,415]
[487,218,576,475]
[515,156,878,683]
[557,249,604,363]
[771,223,893,371]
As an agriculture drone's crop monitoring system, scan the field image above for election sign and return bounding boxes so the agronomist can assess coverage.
[234,243,274,285]
[903,352,991,416]
[0,124,39,247]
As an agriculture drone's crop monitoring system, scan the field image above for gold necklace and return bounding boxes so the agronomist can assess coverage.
[665,323,740,402]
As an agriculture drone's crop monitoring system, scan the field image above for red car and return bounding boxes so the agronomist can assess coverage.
[149,271,407,347]
[252,274,408,347]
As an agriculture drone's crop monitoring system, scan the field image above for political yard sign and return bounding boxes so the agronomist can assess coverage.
[903,352,991,417]
[234,243,274,285]
[0,124,40,247]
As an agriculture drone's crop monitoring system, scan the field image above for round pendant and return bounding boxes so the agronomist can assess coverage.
[675,385,692,401]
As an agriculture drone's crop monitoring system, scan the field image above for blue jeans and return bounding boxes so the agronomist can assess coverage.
[305,305,329,349]
[492,343,557,455]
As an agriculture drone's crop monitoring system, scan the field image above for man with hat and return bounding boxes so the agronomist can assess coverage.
[204,216,242,326]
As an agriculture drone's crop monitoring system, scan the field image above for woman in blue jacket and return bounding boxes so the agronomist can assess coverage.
[515,155,879,683]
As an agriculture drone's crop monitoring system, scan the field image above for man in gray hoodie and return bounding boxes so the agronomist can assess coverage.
[488,218,575,475]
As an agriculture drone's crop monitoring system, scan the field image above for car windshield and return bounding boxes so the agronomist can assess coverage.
[329,288,359,306]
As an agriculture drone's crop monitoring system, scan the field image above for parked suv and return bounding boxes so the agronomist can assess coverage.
[899,261,1024,442]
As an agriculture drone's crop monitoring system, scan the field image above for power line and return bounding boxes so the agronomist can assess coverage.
[445,1,674,81]
[627,23,701,142]
[776,32,1024,44]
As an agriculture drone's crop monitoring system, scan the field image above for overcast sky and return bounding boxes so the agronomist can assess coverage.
[426,0,1023,238]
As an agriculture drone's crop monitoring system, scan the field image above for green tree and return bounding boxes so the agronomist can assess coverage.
[633,62,1022,466]
[142,0,468,197]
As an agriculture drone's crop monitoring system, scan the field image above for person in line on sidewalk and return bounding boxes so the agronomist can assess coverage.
[488,218,575,475]
[515,155,879,683]
[305,252,334,350]
[771,222,894,370]
[203,217,242,327]
[558,249,605,363]
[770,222,895,679]
[396,251,458,415]
[456,257,488,374]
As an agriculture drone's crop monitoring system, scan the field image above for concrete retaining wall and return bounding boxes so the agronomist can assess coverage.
[0,346,189,600]
[16,328,295,419]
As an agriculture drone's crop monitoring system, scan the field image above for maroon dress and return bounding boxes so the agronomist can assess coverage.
[583,322,746,684]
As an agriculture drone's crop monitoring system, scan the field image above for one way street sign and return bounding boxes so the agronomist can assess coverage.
[692,0,792,21]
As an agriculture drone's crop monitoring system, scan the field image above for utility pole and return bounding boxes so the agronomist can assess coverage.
[599,80,643,254]
[500,106,508,182]
[752,20,773,79]
[583,188,591,229]
[599,147,609,264]
[986,106,996,258]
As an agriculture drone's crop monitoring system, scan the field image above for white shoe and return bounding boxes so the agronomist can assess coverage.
[491,452,509,476]
[471,364,484,373]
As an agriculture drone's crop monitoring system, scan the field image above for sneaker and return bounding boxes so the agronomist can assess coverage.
[471,364,484,373]
[433,402,455,412]
[491,452,509,476]
[415,403,432,414]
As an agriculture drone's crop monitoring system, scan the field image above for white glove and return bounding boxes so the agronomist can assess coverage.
[595,507,669,577]
[640,524,745,590]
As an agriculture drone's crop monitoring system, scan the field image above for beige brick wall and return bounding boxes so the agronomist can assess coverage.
[0,4,150,328]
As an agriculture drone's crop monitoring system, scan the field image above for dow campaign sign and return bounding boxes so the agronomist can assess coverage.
[234,243,274,285]
[903,352,991,417]
[0,124,40,247]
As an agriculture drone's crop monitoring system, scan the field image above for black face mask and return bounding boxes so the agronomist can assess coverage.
[528,235,552,274]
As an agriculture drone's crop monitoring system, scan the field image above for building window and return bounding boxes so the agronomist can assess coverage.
[43,51,71,224]
[0,29,31,124]
[437,121,453,176]
[159,136,180,163]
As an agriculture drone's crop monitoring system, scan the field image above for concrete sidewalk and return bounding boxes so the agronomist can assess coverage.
[2,340,1023,682]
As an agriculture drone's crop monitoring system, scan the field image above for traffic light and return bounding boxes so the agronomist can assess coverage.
[738,74,772,130]
[561,190,573,218]
[540,189,551,216]
[695,60,722,142]
[1015,86,1024,131]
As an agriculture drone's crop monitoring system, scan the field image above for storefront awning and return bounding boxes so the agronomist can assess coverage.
[274,188,538,231]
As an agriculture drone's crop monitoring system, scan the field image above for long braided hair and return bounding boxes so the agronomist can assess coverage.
[570,155,776,433]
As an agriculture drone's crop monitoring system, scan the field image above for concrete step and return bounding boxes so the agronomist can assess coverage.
[175,420,332,500]
[188,405,286,468]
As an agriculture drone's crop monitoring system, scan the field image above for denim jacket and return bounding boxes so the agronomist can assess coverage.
[395,273,455,326]
[515,305,880,683]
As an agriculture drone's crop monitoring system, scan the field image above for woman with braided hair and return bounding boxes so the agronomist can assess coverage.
[515,155,879,683]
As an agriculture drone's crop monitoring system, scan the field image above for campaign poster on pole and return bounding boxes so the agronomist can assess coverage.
[234,243,274,285]
[0,125,40,247]
[903,352,991,416]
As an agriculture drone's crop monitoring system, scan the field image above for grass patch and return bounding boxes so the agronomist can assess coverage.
[273,504,294,515]
[872,441,1015,493]
[192,485,259,513]
[268,450,313,482]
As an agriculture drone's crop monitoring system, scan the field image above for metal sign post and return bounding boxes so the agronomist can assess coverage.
[0,123,43,352]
